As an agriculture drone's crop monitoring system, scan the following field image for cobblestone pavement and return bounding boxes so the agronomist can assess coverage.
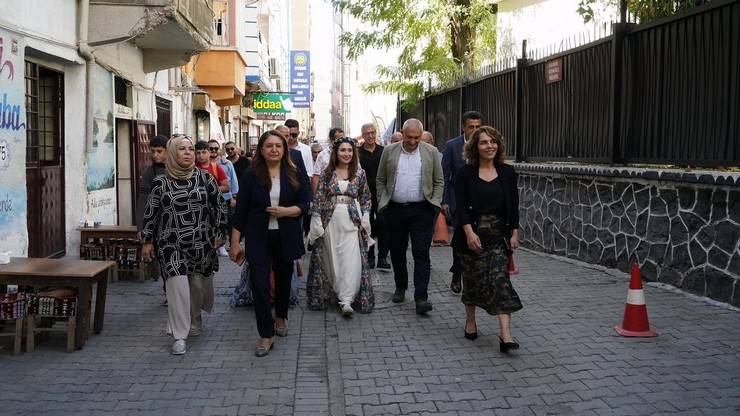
[1,247,740,416]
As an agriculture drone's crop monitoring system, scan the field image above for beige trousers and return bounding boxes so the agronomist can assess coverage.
[189,272,214,332]
[165,273,214,339]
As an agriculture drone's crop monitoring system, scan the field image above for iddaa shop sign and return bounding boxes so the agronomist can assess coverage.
[251,93,293,113]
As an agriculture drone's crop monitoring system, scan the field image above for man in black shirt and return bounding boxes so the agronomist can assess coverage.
[358,123,390,269]
[225,141,250,187]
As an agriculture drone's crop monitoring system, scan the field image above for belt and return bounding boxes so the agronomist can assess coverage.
[334,195,355,204]
[389,200,426,207]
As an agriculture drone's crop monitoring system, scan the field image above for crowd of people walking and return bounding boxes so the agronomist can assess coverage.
[140,114,523,357]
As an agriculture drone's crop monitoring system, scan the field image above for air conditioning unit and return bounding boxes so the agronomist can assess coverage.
[269,57,279,79]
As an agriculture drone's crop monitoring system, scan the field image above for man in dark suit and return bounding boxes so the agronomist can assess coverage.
[277,125,310,236]
[274,125,309,182]
[441,110,483,293]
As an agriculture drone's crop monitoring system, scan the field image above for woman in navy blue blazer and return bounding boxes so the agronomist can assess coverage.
[230,130,311,357]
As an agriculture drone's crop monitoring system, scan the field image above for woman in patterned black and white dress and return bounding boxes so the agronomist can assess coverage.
[142,136,227,355]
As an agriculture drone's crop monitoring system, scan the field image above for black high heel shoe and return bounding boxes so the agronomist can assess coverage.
[499,336,519,353]
[464,325,478,341]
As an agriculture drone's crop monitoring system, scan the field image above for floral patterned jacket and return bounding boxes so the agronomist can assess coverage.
[308,168,373,243]
[306,167,375,313]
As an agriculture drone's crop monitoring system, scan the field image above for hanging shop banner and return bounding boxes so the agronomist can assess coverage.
[290,50,310,108]
[0,29,28,255]
[251,93,293,113]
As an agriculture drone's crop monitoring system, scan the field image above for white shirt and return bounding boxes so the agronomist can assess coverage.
[391,146,424,203]
[294,142,313,178]
[268,179,281,230]
[313,148,331,177]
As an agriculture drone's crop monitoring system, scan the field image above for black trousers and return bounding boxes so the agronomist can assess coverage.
[385,201,437,301]
[447,209,460,276]
[250,230,293,338]
[368,202,390,260]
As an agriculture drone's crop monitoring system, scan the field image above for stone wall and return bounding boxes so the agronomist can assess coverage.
[514,164,740,307]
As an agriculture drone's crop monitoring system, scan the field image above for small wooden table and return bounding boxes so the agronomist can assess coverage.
[0,257,115,349]
[79,226,149,281]
[79,225,138,240]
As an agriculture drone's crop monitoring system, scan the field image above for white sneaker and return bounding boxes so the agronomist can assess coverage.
[341,303,354,317]
[218,246,229,257]
[171,339,186,355]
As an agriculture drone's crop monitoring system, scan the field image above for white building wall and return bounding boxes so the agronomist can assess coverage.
[62,64,88,254]
[310,0,334,143]
[2,0,79,61]
[1,1,88,256]
[0,0,202,257]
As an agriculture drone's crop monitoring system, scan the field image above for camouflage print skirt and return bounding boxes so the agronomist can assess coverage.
[459,214,523,315]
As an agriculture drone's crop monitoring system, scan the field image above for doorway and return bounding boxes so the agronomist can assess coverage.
[25,62,65,258]
[116,119,133,225]
[155,96,171,137]
[131,121,155,228]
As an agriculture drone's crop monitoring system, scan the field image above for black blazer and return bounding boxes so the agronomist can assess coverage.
[451,163,520,251]
[289,148,309,180]
[233,165,311,263]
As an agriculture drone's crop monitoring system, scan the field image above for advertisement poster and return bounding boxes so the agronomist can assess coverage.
[0,30,28,255]
[290,50,310,108]
[86,64,116,223]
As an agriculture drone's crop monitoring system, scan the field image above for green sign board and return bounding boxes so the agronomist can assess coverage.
[251,93,293,113]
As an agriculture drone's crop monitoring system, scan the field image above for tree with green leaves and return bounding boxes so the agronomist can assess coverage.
[333,0,498,108]
[578,0,705,23]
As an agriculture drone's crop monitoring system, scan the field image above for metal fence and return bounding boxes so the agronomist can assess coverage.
[411,0,739,167]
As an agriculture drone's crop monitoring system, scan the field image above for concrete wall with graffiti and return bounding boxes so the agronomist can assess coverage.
[0,29,28,255]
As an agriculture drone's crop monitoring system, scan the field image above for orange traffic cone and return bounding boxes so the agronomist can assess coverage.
[507,255,519,275]
[432,213,449,246]
[614,264,658,337]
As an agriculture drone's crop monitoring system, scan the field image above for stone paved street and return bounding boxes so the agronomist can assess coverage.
[1,246,740,416]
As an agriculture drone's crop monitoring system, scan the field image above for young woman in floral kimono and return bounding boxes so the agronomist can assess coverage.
[307,137,375,316]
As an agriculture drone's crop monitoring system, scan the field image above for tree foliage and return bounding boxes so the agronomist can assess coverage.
[332,0,497,108]
[577,0,704,23]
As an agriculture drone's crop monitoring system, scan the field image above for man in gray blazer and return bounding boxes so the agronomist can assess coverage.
[377,118,444,315]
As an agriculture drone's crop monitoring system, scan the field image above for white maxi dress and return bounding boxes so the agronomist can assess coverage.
[315,180,363,307]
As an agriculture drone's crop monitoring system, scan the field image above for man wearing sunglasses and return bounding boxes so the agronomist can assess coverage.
[208,140,238,257]
[224,141,250,185]
[285,119,313,178]
[195,140,230,194]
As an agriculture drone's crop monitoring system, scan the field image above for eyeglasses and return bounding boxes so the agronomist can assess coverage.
[226,147,235,151]
[290,133,299,138]
[209,147,219,151]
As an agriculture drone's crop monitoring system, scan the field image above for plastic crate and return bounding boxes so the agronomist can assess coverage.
[0,293,29,319]
[80,242,106,261]
[27,295,77,318]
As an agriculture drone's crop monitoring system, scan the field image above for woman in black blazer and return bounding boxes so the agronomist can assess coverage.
[452,126,523,353]
[230,130,311,357]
